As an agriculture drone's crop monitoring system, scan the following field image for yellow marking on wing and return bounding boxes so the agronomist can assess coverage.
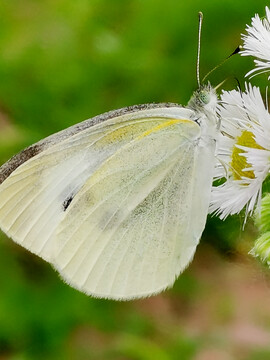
[137,119,191,139]
[97,119,181,146]
[97,123,141,146]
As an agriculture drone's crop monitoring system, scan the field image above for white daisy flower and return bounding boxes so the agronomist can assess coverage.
[210,84,270,219]
[241,6,270,78]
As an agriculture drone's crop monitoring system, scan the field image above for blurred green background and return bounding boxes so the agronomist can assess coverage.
[0,1,270,359]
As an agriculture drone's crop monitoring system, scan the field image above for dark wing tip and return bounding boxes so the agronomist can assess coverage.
[0,143,43,185]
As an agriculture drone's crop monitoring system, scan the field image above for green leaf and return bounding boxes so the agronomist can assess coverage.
[254,193,270,233]
[250,231,270,264]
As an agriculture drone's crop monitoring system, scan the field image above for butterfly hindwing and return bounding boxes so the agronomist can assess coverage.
[51,113,213,299]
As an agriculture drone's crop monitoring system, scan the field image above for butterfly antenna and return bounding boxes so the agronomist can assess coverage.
[214,78,227,91]
[202,45,242,83]
[197,12,203,88]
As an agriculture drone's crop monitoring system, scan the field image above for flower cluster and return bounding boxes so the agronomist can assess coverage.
[210,84,270,219]
[210,6,270,262]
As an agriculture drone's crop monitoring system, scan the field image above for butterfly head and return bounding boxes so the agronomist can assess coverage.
[187,83,218,115]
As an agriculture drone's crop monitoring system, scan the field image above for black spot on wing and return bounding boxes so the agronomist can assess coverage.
[63,195,74,211]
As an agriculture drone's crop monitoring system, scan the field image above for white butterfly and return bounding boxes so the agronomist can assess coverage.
[0,84,218,300]
[0,10,222,299]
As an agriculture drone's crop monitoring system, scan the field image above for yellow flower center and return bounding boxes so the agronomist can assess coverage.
[230,130,264,180]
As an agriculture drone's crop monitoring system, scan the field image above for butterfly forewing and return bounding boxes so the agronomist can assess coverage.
[0,107,190,261]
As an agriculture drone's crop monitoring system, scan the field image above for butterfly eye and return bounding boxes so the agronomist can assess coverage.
[199,90,210,104]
